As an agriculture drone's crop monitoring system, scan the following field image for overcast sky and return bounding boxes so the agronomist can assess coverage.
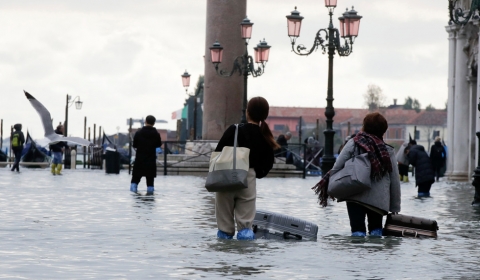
[0,0,448,139]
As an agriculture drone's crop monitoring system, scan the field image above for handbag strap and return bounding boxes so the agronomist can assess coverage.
[233,124,239,170]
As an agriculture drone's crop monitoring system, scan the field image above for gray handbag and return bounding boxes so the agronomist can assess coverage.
[205,124,250,192]
[328,144,371,199]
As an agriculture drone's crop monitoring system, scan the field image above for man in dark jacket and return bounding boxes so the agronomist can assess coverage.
[429,137,446,182]
[274,132,292,163]
[407,140,435,197]
[130,115,162,194]
[49,125,69,175]
[10,123,25,172]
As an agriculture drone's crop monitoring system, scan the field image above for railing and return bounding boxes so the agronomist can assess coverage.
[157,141,323,179]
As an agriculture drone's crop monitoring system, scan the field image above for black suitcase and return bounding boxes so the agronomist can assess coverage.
[252,209,318,241]
[383,213,439,238]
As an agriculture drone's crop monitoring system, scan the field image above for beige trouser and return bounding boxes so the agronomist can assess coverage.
[215,168,257,236]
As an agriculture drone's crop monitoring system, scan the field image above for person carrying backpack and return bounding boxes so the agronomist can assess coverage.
[430,136,446,182]
[10,123,25,172]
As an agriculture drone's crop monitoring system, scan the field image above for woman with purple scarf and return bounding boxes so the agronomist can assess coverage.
[313,112,401,237]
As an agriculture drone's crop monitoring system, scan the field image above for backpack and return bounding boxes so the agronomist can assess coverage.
[11,132,20,147]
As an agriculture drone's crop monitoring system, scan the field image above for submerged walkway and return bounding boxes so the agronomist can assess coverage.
[0,167,479,279]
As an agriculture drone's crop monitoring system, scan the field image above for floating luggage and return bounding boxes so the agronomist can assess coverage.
[252,209,318,241]
[383,213,439,238]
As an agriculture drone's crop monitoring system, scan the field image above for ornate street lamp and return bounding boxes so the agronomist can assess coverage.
[209,16,271,123]
[449,0,480,25]
[64,94,83,137]
[286,4,362,175]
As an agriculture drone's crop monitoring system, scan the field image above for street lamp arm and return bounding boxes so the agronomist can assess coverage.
[247,55,266,78]
[67,96,82,108]
[332,29,353,57]
[449,0,480,25]
[214,56,245,77]
[290,29,328,56]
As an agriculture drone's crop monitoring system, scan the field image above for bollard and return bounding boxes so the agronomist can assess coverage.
[71,149,77,169]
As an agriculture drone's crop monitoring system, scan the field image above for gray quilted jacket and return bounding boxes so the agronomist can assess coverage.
[332,139,401,215]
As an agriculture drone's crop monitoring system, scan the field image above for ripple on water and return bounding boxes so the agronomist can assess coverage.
[0,168,479,279]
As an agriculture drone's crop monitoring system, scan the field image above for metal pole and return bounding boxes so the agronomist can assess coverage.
[0,119,3,150]
[88,127,91,169]
[65,94,69,137]
[193,97,197,140]
[299,116,302,144]
[241,42,249,124]
[9,126,13,167]
[128,118,132,175]
[164,142,168,176]
[320,12,337,175]
[83,116,86,169]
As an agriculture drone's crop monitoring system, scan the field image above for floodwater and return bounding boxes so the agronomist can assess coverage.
[1,167,479,279]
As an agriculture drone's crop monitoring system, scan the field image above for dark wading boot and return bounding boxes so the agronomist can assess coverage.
[472,186,480,206]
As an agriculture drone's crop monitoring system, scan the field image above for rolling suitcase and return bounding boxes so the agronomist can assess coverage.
[252,209,318,241]
[383,213,439,238]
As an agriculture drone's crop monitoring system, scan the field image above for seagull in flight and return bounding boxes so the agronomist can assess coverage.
[24,90,93,147]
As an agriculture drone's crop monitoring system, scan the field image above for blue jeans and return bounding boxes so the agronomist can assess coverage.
[52,152,63,164]
[11,148,22,171]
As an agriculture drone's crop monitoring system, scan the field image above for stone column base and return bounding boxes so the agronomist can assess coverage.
[448,171,470,182]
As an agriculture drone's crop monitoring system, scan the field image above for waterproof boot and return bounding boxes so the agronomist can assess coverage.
[399,175,403,182]
[55,164,63,175]
[403,176,409,183]
[146,186,154,195]
[370,228,383,236]
[217,230,234,240]
[417,192,430,197]
[237,228,255,240]
[130,183,138,193]
[351,231,366,237]
[51,164,57,175]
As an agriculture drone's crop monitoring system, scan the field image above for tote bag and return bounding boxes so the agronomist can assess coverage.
[205,124,250,192]
[328,144,371,199]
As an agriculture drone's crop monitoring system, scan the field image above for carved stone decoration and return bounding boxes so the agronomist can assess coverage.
[464,22,479,77]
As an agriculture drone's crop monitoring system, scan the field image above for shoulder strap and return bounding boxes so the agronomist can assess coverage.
[233,124,239,170]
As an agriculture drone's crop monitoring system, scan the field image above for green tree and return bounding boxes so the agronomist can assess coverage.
[403,96,421,112]
[426,104,435,111]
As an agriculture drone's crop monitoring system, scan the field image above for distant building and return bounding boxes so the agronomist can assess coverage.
[266,106,447,153]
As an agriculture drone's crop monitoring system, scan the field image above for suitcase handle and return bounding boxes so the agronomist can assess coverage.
[283,231,302,240]
[401,229,418,238]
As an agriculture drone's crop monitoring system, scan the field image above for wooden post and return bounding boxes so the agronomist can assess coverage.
[99,126,102,146]
[83,117,86,169]
[9,125,13,167]
[93,124,96,147]
[0,119,3,150]
[88,127,91,169]
[129,118,133,175]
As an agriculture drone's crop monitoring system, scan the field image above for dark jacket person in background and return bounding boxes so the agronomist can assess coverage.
[407,140,435,197]
[429,136,446,182]
[10,123,25,172]
[274,132,292,163]
[130,115,162,195]
[49,125,68,175]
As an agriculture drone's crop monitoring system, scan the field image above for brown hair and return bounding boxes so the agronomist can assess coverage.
[362,112,388,138]
[247,97,280,150]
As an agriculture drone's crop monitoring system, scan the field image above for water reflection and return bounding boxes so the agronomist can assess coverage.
[2,170,480,279]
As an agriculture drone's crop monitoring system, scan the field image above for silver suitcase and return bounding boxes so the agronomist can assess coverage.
[252,209,318,241]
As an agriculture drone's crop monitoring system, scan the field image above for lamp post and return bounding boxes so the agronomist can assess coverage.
[209,16,271,123]
[181,70,198,140]
[285,2,362,175]
[448,1,480,205]
[64,94,83,137]
[473,98,480,206]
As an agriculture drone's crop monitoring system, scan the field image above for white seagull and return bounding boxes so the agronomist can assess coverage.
[24,90,93,147]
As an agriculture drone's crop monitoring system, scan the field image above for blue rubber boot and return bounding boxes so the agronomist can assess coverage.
[351,231,366,237]
[217,230,233,239]
[370,228,383,236]
[237,228,255,240]
[146,186,154,195]
[418,192,430,197]
[130,183,138,193]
